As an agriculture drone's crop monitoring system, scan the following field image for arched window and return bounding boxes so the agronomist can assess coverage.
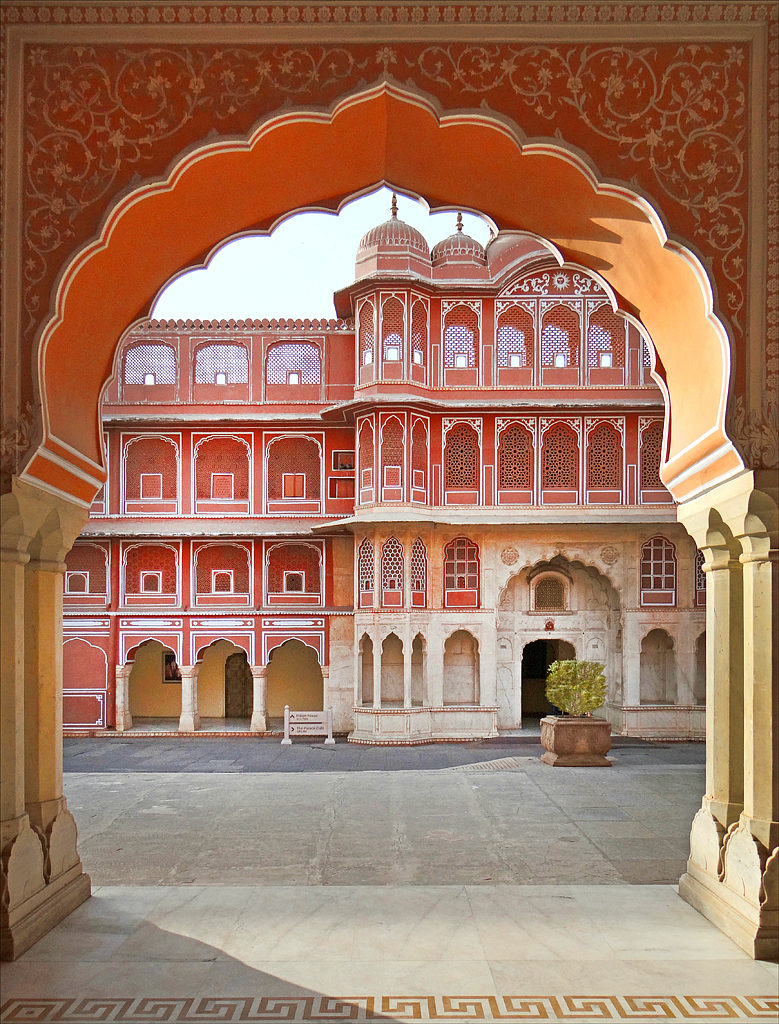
[194,436,250,506]
[410,538,427,607]
[65,544,108,598]
[124,437,178,506]
[534,575,565,611]
[124,544,177,600]
[411,419,428,500]
[640,536,677,606]
[381,417,404,498]
[266,343,321,385]
[194,344,249,384]
[541,304,580,367]
[411,299,427,368]
[381,537,404,606]
[381,297,405,362]
[359,299,375,366]
[541,424,579,494]
[266,544,322,601]
[496,305,534,369]
[640,629,677,704]
[497,424,533,495]
[444,423,480,496]
[443,305,479,368]
[195,544,250,598]
[358,419,375,503]
[587,306,626,369]
[443,537,480,608]
[443,630,479,705]
[586,423,622,496]
[358,538,374,607]
[640,421,664,491]
[266,436,321,504]
[123,343,176,385]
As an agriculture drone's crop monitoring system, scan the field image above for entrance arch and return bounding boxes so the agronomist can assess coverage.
[521,639,577,720]
[127,640,181,720]
[27,84,739,506]
[266,640,323,720]
[195,640,251,721]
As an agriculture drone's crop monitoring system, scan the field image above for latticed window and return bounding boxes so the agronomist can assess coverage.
[443,305,479,368]
[642,340,652,368]
[195,544,250,594]
[266,544,321,594]
[640,422,664,489]
[444,537,479,591]
[535,576,565,611]
[195,436,249,501]
[586,424,622,490]
[267,437,320,499]
[695,549,706,598]
[411,420,427,489]
[359,420,375,490]
[123,344,176,385]
[266,343,321,384]
[381,297,404,360]
[381,537,404,592]
[65,544,107,595]
[497,306,534,368]
[411,300,427,365]
[541,305,580,366]
[541,425,579,489]
[641,537,676,593]
[125,438,177,500]
[359,300,375,365]
[125,545,177,594]
[444,423,479,489]
[587,307,625,368]
[194,344,249,384]
[381,418,404,485]
[358,538,374,592]
[410,538,426,592]
[498,425,533,490]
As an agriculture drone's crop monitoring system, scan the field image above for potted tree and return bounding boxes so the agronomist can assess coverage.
[540,659,612,767]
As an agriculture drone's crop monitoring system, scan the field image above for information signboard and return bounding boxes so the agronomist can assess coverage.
[281,706,335,745]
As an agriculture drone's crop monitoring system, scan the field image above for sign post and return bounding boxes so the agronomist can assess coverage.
[281,706,335,745]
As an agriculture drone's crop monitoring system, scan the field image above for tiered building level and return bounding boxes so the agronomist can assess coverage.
[63,207,706,742]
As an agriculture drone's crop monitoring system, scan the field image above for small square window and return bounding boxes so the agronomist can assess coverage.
[332,450,355,471]
[140,473,163,500]
[284,572,304,592]
[144,373,156,385]
[509,354,522,368]
[413,351,424,366]
[140,572,161,593]
[554,354,567,368]
[385,346,400,362]
[282,473,306,499]
[599,352,613,368]
[215,371,227,385]
[212,570,233,593]
[65,572,88,594]
[454,354,468,368]
[363,351,373,366]
[211,473,234,500]
[287,371,300,385]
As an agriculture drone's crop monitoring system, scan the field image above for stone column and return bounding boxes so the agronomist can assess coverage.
[373,631,382,709]
[249,664,267,733]
[478,626,498,706]
[321,664,331,715]
[115,664,132,732]
[427,621,444,706]
[178,665,200,732]
[402,633,412,709]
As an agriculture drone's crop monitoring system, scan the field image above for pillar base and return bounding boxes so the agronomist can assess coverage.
[115,709,133,732]
[250,711,267,732]
[1,865,91,961]
[178,712,200,732]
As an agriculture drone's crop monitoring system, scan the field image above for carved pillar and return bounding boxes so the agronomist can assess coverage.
[178,665,200,732]
[115,664,132,732]
[249,665,267,733]
[372,631,382,709]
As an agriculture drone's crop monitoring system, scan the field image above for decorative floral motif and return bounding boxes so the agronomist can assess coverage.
[501,546,519,565]
[0,402,39,480]
[601,545,619,565]
[730,398,779,469]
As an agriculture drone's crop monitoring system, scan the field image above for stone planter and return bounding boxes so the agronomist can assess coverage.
[540,715,612,767]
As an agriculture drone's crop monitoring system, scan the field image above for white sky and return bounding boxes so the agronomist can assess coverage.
[151,186,493,321]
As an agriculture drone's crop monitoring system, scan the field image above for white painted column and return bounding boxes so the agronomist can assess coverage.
[115,664,132,732]
[249,665,267,733]
[372,631,382,709]
[178,665,200,732]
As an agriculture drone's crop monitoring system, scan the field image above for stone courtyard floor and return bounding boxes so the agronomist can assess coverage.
[1,737,776,1023]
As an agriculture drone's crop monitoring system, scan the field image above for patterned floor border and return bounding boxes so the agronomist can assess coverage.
[1,996,777,1023]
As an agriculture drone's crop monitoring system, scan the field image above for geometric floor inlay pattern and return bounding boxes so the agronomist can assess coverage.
[2,997,778,1022]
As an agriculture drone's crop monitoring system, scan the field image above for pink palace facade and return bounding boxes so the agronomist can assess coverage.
[62,207,706,743]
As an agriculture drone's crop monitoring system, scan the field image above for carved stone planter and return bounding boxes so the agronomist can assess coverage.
[540,716,612,767]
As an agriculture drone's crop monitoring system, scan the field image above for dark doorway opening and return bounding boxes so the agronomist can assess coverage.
[521,639,576,719]
[224,651,253,719]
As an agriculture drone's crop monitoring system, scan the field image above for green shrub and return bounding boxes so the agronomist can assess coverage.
[545,659,606,717]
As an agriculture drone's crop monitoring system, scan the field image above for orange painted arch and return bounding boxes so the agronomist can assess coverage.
[26,83,742,505]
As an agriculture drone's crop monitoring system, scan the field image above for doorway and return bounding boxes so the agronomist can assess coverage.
[224,651,253,719]
[521,639,576,719]
[266,640,323,719]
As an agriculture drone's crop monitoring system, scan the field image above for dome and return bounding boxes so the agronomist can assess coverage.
[431,213,487,266]
[354,194,432,280]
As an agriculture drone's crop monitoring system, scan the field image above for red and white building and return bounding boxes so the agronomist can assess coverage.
[63,206,706,742]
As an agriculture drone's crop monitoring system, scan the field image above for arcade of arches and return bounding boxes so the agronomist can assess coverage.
[1,1,777,966]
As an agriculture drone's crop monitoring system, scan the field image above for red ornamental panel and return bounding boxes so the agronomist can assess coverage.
[411,300,427,368]
[266,544,321,596]
[381,297,405,361]
[358,420,375,502]
[641,421,664,489]
[381,417,404,499]
[498,425,534,493]
[266,342,321,385]
[125,437,177,501]
[587,307,626,369]
[124,545,177,595]
[411,419,428,501]
[444,537,480,609]
[358,538,374,609]
[586,424,623,497]
[443,306,479,368]
[541,424,579,492]
[541,305,580,367]
[497,305,534,369]
[195,544,250,594]
[359,300,375,365]
[195,436,250,501]
[444,424,479,490]
[123,343,176,384]
[267,437,321,500]
[194,343,249,384]
[381,537,404,607]
[65,543,108,595]
[410,537,427,608]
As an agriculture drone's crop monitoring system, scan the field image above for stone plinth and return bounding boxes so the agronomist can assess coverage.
[540,715,612,767]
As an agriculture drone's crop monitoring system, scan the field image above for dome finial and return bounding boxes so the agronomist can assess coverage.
[456,211,463,233]
[391,193,398,219]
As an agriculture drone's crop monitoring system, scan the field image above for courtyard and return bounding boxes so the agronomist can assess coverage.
[1,737,776,1022]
